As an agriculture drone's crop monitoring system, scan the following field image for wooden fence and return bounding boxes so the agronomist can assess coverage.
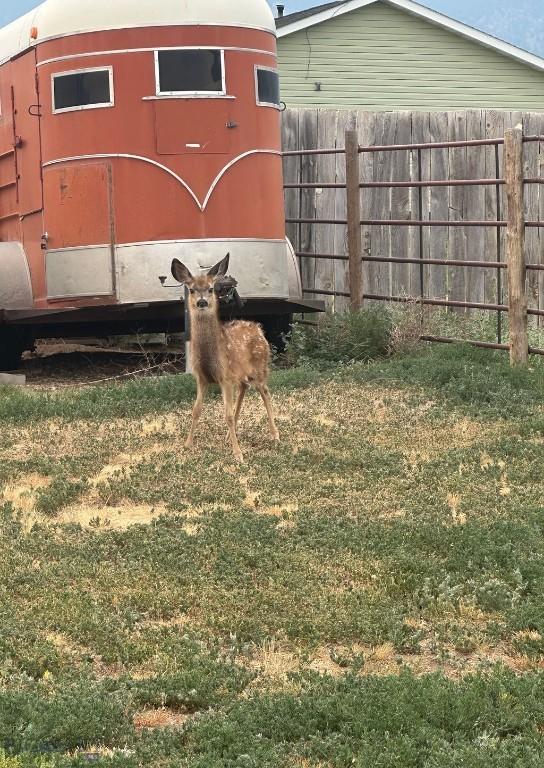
[281,110,544,363]
[281,109,544,326]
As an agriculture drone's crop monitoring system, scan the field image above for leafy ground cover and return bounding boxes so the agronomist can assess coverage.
[1,338,544,766]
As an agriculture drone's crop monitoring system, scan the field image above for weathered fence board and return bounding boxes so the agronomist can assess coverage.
[428,112,450,299]
[410,112,431,296]
[299,109,318,297]
[333,110,354,312]
[390,111,412,295]
[314,110,338,311]
[282,108,544,318]
[448,112,468,306]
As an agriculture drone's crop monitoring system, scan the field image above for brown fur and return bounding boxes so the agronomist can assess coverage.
[171,255,279,462]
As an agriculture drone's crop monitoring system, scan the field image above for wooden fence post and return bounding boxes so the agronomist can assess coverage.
[345,130,363,311]
[504,126,528,366]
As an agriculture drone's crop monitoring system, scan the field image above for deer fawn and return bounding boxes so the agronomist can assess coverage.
[171,253,279,462]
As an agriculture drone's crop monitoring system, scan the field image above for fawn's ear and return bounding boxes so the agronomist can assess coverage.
[208,253,230,279]
[171,259,193,284]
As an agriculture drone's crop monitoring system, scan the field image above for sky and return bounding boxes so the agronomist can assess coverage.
[1,0,543,56]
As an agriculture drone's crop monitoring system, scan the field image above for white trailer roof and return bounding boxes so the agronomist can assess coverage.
[0,0,276,64]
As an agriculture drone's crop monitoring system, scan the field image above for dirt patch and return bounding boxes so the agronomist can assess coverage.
[133,708,189,732]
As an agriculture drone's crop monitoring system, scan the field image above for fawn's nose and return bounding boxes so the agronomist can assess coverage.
[196,298,208,309]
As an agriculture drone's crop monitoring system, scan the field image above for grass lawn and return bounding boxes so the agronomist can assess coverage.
[1,343,544,766]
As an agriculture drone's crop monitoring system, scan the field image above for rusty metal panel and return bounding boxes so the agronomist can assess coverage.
[10,50,43,216]
[43,162,116,299]
[43,162,114,249]
[154,100,231,155]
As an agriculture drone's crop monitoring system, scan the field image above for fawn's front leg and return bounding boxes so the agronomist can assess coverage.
[185,376,206,449]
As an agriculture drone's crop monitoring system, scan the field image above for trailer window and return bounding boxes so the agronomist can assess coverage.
[156,49,225,95]
[53,68,113,113]
[256,67,280,108]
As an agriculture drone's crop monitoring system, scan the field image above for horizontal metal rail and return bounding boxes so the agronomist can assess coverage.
[284,182,346,189]
[361,219,508,227]
[295,251,348,261]
[303,287,544,318]
[363,293,508,312]
[297,251,507,269]
[303,289,507,311]
[0,148,15,161]
[0,180,17,192]
[303,287,351,298]
[296,251,544,272]
[421,335,510,351]
[422,335,544,357]
[289,217,544,228]
[361,179,503,189]
[358,137,504,153]
[287,217,507,226]
[362,255,507,269]
[287,217,347,225]
[282,136,542,160]
[282,136,511,158]
[0,211,19,222]
[285,178,543,190]
[282,148,345,157]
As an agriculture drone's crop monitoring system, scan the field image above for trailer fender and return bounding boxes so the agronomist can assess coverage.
[0,243,33,312]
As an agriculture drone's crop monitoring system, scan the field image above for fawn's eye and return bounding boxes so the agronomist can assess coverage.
[208,288,213,294]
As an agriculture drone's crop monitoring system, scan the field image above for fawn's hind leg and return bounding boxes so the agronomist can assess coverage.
[234,382,249,427]
[185,376,207,449]
[256,383,279,442]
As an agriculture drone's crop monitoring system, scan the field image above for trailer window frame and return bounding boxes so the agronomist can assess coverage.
[255,65,281,109]
[154,48,226,98]
[52,66,115,114]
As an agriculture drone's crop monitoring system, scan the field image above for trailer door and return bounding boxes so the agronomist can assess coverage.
[10,48,43,216]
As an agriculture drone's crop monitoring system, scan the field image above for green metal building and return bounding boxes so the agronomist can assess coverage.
[276,0,544,109]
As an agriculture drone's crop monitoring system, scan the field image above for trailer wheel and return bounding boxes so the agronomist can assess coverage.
[258,314,293,353]
[0,329,28,372]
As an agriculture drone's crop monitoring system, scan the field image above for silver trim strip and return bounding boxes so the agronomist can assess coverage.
[43,150,281,211]
[116,237,285,248]
[46,244,110,252]
[142,95,236,101]
[45,238,286,251]
[38,43,276,68]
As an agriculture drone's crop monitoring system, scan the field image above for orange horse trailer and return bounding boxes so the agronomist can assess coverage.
[0,0,319,370]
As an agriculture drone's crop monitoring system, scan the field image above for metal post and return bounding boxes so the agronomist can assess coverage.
[345,130,363,311]
[417,148,425,300]
[504,126,528,366]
